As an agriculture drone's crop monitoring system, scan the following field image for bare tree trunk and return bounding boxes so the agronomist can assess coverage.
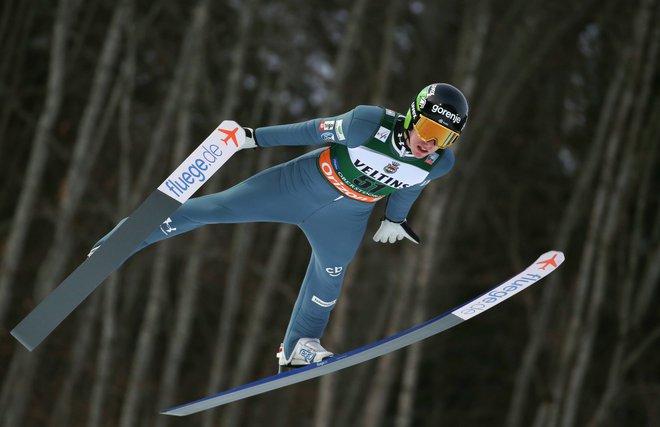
[361,250,419,427]
[0,2,128,425]
[241,71,297,427]
[0,0,17,48]
[222,71,295,427]
[310,2,401,422]
[119,243,172,427]
[632,226,660,326]
[393,4,491,425]
[119,5,216,425]
[113,0,210,335]
[581,53,658,427]
[334,258,399,427]
[132,3,212,201]
[219,224,297,427]
[87,274,119,427]
[150,126,199,419]
[559,110,640,427]
[395,341,422,427]
[505,16,637,427]
[182,7,262,410]
[150,4,209,427]
[217,0,258,120]
[546,97,620,427]
[353,0,492,419]
[0,0,72,325]
[587,221,660,427]
[196,222,255,427]
[448,0,599,239]
[87,4,136,424]
[453,0,491,98]
[320,0,370,116]
[48,293,100,427]
[156,2,256,426]
[541,3,655,426]
[152,242,203,427]
[393,264,429,427]
[200,72,281,427]
[312,255,361,427]
[370,0,402,106]
[0,0,36,141]
[586,14,660,426]
[629,99,660,329]
[48,39,131,425]
[394,190,448,427]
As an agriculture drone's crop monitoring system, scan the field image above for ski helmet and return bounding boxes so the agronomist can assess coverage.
[404,83,468,149]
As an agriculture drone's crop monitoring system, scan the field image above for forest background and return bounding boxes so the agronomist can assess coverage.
[0,0,658,426]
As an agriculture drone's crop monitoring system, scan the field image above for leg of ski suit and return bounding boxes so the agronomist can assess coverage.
[282,195,371,358]
[94,152,374,358]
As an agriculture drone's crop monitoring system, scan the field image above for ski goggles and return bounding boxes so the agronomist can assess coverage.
[413,115,460,149]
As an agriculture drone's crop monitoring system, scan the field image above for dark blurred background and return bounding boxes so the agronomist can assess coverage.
[0,0,658,426]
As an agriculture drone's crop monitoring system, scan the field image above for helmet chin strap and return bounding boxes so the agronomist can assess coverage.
[392,117,413,157]
[395,117,411,145]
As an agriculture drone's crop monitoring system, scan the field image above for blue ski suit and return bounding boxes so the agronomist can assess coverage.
[98,105,454,358]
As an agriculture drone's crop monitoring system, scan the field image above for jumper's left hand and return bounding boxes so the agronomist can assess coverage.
[373,218,420,244]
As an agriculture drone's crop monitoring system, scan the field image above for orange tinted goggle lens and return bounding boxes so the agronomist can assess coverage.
[414,116,459,148]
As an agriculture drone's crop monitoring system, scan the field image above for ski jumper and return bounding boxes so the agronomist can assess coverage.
[96,105,454,358]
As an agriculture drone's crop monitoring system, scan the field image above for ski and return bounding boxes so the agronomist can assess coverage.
[162,250,565,416]
[11,122,246,351]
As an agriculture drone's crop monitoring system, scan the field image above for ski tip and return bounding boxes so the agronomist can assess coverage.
[532,251,565,272]
[217,120,246,146]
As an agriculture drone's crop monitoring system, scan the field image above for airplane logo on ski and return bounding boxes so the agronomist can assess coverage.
[536,254,559,270]
[218,126,241,147]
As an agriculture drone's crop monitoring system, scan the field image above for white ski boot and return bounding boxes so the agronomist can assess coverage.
[276,338,333,373]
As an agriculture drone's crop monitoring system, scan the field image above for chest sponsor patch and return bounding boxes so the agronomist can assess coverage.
[347,146,430,188]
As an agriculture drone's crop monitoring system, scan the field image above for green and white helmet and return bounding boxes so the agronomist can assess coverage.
[404,83,469,148]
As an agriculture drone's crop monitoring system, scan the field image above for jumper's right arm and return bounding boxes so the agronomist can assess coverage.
[254,120,322,147]
[253,105,381,148]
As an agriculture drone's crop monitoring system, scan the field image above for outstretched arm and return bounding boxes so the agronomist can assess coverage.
[253,105,382,148]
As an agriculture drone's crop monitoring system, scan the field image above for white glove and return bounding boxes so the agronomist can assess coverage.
[239,127,258,150]
[373,218,420,244]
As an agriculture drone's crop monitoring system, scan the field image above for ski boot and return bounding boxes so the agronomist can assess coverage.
[276,338,333,373]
